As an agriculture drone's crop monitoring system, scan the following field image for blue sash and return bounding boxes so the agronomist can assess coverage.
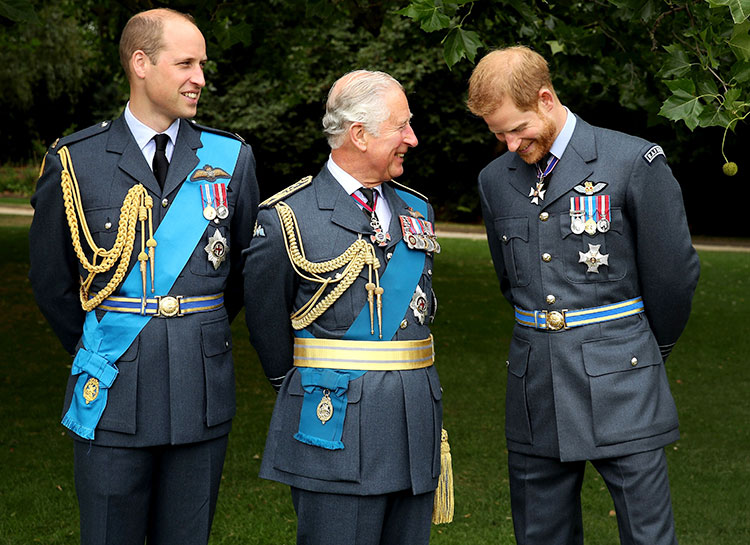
[294,188,428,449]
[62,132,242,440]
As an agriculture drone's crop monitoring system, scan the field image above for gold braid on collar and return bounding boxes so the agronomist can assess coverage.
[274,201,384,337]
[58,146,156,312]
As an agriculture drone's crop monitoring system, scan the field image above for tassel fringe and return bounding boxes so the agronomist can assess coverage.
[432,428,454,524]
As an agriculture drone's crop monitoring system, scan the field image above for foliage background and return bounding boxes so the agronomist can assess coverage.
[0,0,748,235]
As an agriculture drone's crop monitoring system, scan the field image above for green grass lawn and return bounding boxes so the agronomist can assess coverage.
[1,226,748,544]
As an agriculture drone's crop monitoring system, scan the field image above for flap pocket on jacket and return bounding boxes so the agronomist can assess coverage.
[201,318,232,357]
[582,330,662,377]
[507,337,530,378]
[494,216,529,243]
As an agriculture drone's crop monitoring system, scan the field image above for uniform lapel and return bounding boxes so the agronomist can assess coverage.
[107,116,161,196]
[316,166,372,236]
[162,119,201,197]
[505,153,539,200]
[382,182,407,251]
[541,117,596,209]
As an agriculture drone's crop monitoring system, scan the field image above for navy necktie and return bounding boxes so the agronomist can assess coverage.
[152,134,170,190]
[358,187,376,221]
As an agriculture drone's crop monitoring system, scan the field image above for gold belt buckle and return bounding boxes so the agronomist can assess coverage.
[156,295,183,317]
[545,310,567,330]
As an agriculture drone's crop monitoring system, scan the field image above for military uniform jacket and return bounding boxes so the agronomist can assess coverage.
[29,115,260,447]
[478,115,700,462]
[243,166,442,495]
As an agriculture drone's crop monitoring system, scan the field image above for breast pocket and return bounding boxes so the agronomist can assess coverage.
[559,209,626,283]
[190,225,231,277]
[494,216,531,287]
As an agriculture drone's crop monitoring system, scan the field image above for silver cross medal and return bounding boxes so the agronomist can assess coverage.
[578,243,609,273]
[529,181,546,205]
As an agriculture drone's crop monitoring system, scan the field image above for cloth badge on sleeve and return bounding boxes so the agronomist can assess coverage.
[644,145,665,163]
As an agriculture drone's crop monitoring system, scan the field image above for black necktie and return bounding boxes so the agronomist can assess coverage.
[358,187,376,221]
[152,134,170,190]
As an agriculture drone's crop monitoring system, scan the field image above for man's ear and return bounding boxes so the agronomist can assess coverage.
[131,50,150,80]
[348,123,368,152]
[538,88,555,112]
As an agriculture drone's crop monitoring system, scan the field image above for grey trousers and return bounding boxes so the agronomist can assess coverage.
[291,487,435,545]
[508,448,678,545]
[74,435,228,545]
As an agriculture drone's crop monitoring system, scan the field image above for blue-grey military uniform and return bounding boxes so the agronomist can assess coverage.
[243,166,442,544]
[28,114,259,545]
[478,115,700,545]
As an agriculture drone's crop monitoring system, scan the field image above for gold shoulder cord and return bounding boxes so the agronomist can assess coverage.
[274,201,385,338]
[58,146,156,312]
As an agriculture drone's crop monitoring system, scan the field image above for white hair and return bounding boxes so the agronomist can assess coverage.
[322,70,404,149]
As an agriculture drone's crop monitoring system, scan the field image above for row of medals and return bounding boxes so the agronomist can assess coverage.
[202,183,229,222]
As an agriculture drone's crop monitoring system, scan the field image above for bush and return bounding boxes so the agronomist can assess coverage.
[0,164,39,197]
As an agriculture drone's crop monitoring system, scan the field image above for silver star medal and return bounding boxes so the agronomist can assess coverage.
[205,228,229,270]
[529,182,546,205]
[578,243,609,273]
[409,285,428,325]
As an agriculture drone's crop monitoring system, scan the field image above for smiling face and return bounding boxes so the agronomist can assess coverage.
[360,87,418,186]
[483,90,560,165]
[131,16,206,131]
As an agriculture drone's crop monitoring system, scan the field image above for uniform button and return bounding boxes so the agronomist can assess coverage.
[386,252,393,261]
[542,253,552,262]
[539,212,549,221]
[225,341,230,348]
[631,357,638,367]
[104,221,112,230]
[506,360,510,367]
[162,198,169,207]
[427,269,432,276]
[502,235,508,242]
[400,319,408,330]
[546,294,556,305]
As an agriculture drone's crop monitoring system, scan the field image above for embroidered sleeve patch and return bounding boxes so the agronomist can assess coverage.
[644,145,665,164]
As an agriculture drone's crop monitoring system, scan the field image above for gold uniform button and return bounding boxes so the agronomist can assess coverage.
[539,212,549,221]
[542,253,552,262]
[546,294,556,304]
[502,235,508,242]
[400,319,409,330]
[104,222,112,230]
[631,357,638,367]
[162,198,169,207]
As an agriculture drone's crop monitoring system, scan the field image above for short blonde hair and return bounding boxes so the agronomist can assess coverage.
[467,46,554,116]
[119,8,196,79]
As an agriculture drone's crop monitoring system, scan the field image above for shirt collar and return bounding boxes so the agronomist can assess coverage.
[124,102,180,154]
[549,106,576,160]
[326,155,383,198]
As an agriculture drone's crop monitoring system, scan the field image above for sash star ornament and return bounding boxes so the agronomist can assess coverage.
[410,285,428,324]
[579,243,609,273]
[205,228,229,269]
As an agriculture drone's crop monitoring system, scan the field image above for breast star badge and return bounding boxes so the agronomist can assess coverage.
[205,228,229,270]
[578,243,609,273]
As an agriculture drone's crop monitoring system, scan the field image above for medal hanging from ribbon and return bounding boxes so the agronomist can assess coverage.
[200,183,229,222]
[570,196,610,235]
[351,191,390,247]
[399,215,441,253]
[530,155,559,205]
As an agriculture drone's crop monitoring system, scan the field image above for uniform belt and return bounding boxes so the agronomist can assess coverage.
[97,293,224,317]
[293,335,434,371]
[515,297,644,331]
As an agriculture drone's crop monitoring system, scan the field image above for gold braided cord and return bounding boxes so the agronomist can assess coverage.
[57,145,153,312]
[274,201,380,330]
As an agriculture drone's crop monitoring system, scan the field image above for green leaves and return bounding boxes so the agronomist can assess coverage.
[396,0,451,32]
[397,1,484,66]
[444,27,482,65]
[659,79,704,130]
[0,0,39,24]
[707,0,750,24]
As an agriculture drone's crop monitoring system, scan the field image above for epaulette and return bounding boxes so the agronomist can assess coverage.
[188,119,246,144]
[260,176,313,208]
[643,144,666,164]
[388,179,429,202]
[52,120,113,150]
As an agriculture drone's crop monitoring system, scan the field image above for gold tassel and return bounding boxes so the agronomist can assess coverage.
[432,428,454,524]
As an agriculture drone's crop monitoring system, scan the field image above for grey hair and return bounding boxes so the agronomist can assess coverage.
[323,70,404,149]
